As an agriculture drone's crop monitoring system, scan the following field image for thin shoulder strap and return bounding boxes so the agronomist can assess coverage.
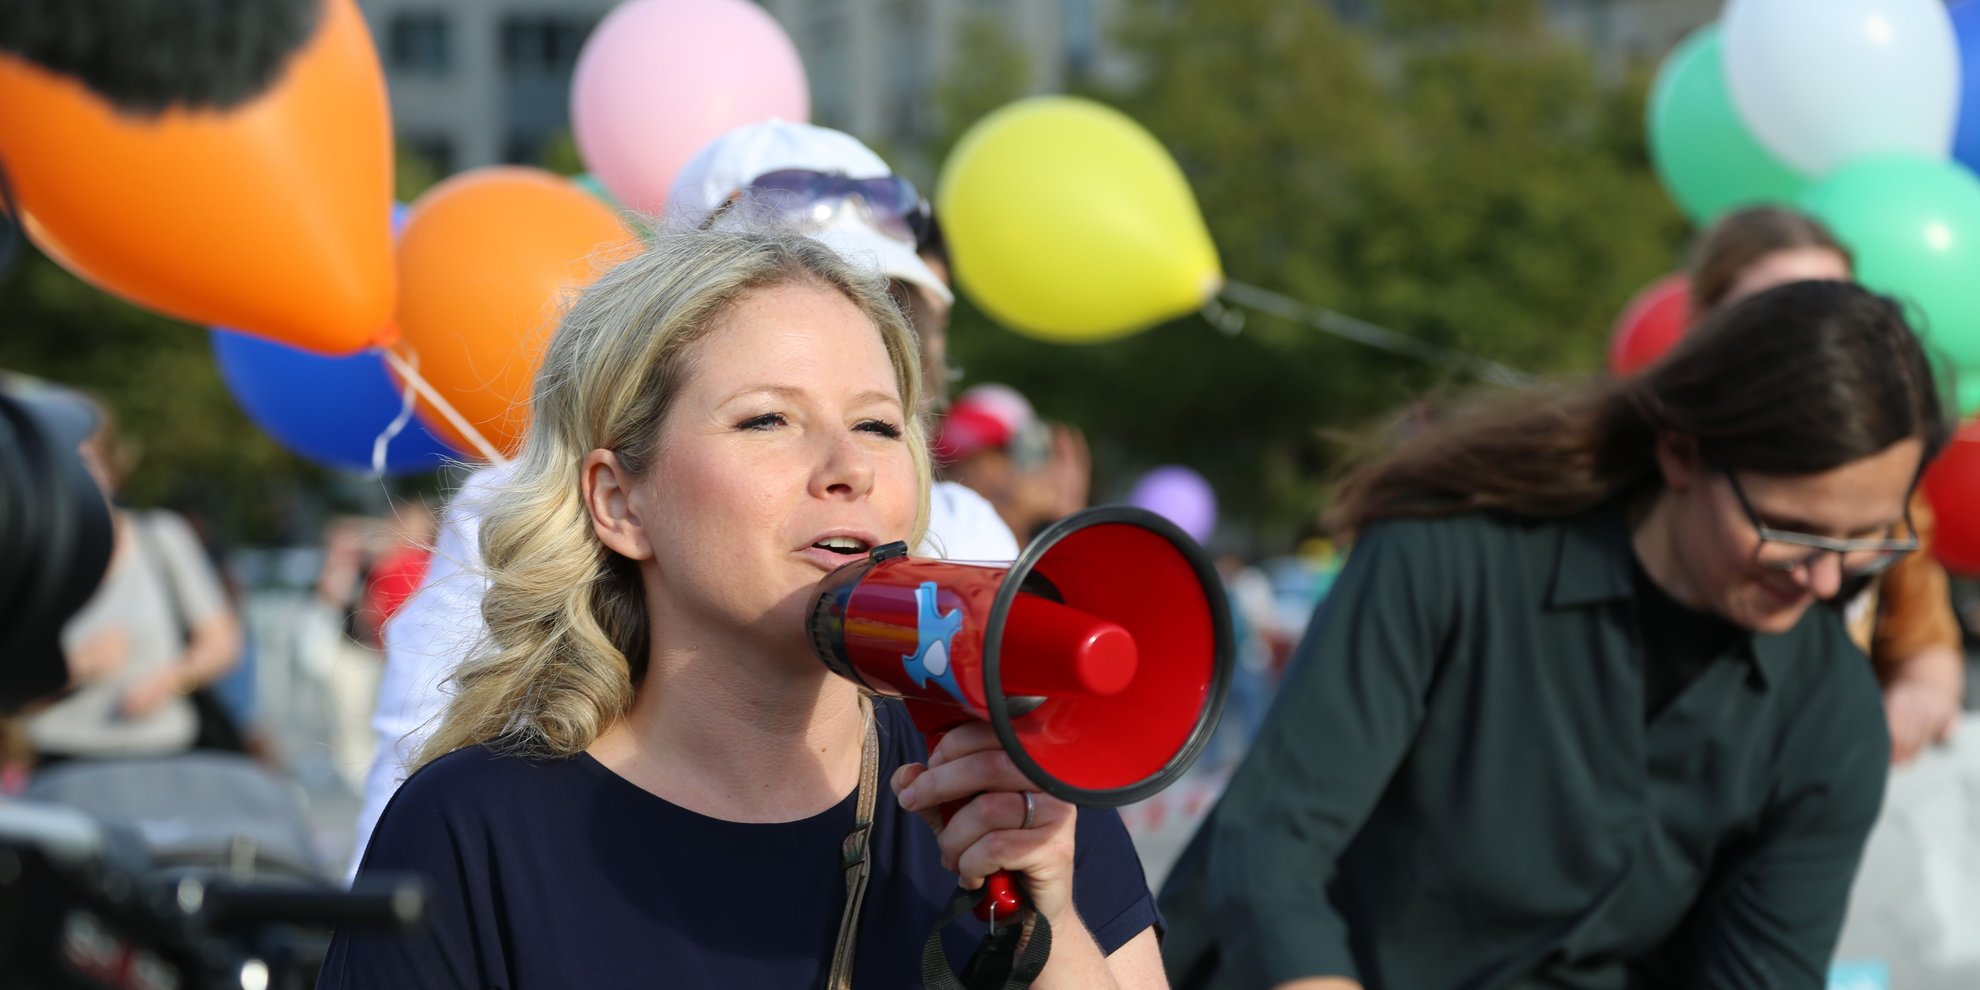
[826,692,881,990]
[130,510,189,645]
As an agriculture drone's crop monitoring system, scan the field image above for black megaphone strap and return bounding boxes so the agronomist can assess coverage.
[920,884,1052,990]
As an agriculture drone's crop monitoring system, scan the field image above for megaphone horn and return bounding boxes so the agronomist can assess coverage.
[807,504,1234,807]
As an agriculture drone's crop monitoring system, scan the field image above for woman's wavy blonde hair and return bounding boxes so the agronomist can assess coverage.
[416,227,931,768]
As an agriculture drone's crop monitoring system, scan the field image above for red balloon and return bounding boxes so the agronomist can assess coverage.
[1924,419,1980,576]
[1607,274,1693,375]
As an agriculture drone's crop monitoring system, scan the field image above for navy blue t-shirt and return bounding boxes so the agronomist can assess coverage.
[318,699,1161,988]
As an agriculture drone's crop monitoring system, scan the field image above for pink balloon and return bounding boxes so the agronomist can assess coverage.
[571,0,809,214]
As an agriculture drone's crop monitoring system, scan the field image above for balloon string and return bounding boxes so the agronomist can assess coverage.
[1218,279,1534,387]
[380,347,511,466]
[370,349,423,476]
[1199,293,1247,337]
[0,156,20,281]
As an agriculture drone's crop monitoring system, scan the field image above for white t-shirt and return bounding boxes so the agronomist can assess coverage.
[28,510,226,756]
[349,469,1018,876]
[922,479,1023,562]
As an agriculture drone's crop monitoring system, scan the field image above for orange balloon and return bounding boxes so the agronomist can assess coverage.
[0,0,395,355]
[394,167,639,456]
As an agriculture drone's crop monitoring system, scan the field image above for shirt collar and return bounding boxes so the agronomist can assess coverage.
[1547,500,1781,687]
[1546,502,1635,609]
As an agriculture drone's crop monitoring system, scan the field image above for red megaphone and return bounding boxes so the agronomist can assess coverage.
[807,505,1233,922]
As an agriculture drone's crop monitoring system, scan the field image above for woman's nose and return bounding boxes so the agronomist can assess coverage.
[1797,552,1845,599]
[814,430,876,499]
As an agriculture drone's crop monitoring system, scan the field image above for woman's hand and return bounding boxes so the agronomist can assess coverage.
[120,664,188,719]
[1038,423,1091,520]
[1884,677,1960,765]
[68,627,130,682]
[892,720,1080,925]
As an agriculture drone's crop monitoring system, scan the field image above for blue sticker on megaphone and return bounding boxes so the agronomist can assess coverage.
[903,582,967,706]
[1827,960,1888,990]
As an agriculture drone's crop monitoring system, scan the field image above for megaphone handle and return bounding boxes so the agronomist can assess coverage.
[935,797,1028,924]
[920,722,1030,925]
[978,872,1024,925]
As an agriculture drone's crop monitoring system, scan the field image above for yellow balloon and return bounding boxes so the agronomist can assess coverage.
[937,96,1222,343]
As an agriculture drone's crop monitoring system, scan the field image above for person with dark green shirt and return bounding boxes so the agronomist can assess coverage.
[1160,280,1948,990]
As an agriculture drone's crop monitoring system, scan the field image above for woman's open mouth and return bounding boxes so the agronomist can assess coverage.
[811,536,872,556]
[798,534,878,571]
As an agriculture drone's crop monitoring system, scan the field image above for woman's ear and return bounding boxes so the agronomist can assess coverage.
[583,449,653,561]
[1653,431,1704,491]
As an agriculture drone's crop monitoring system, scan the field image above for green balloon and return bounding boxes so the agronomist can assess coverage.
[1957,368,1980,420]
[1802,156,1980,372]
[573,172,618,209]
[1926,352,1980,419]
[574,172,653,239]
[1647,25,1809,224]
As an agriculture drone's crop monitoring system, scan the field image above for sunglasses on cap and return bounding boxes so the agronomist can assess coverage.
[745,169,931,246]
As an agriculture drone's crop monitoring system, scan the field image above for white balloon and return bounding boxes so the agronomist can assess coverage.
[1724,0,1960,174]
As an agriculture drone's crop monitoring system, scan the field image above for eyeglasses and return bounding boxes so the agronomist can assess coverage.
[1722,470,1918,577]
[745,169,931,245]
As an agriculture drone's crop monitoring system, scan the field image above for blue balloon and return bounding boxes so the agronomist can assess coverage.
[1952,1,1980,173]
[211,328,458,474]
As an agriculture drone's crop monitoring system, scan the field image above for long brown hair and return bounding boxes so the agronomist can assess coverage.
[1688,206,1852,313]
[1326,280,1947,536]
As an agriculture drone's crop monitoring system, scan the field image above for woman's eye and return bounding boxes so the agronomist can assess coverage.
[857,419,904,440]
[736,413,787,431]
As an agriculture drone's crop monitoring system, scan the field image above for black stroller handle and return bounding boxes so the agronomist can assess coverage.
[189,873,427,933]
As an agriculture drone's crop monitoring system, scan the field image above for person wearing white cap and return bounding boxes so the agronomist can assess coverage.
[669,121,951,306]
[348,120,1019,876]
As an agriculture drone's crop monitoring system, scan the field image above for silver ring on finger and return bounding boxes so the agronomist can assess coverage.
[1021,791,1037,830]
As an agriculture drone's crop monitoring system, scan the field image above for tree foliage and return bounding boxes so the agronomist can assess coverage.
[929,0,1686,547]
[0,245,321,540]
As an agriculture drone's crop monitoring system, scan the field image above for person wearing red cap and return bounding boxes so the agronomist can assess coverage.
[937,384,1091,545]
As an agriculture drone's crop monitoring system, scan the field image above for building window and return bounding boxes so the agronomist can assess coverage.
[389,13,451,75]
[806,7,850,128]
[1335,0,1375,24]
[401,134,455,175]
[887,3,929,138]
[504,131,552,165]
[1062,0,1095,82]
[501,16,592,74]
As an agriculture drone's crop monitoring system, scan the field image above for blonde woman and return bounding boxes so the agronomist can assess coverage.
[318,229,1163,989]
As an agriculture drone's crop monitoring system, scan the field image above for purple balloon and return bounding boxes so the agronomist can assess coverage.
[1128,466,1218,545]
